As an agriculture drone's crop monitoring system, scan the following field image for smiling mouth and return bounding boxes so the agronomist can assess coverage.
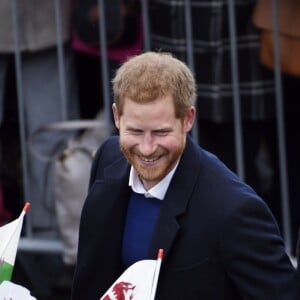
[141,157,159,162]
[138,155,161,164]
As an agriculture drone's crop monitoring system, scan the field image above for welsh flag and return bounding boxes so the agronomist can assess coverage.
[0,202,30,283]
[100,249,164,300]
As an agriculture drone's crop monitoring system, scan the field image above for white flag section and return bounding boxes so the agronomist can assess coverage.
[0,280,37,300]
[0,202,30,283]
[100,249,164,300]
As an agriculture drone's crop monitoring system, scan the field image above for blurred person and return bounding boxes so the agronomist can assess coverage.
[0,2,79,296]
[72,52,299,300]
[252,0,300,258]
[72,0,143,119]
[0,1,78,231]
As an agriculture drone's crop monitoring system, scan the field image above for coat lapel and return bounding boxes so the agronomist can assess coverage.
[96,155,131,246]
[148,136,202,259]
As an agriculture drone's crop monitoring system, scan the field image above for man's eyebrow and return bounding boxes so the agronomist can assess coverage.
[125,126,142,130]
[152,128,172,132]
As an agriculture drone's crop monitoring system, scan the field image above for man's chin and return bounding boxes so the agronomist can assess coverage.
[137,171,164,185]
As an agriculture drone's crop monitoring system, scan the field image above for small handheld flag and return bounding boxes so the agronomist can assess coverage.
[100,249,164,300]
[0,280,37,299]
[0,202,30,283]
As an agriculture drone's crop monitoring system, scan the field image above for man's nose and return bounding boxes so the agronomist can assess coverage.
[139,133,156,156]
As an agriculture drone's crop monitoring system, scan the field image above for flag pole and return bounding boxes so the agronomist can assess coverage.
[0,202,30,259]
[150,248,164,300]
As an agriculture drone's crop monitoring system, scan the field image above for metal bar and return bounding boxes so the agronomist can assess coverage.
[141,0,151,51]
[227,0,245,180]
[11,0,32,237]
[18,238,63,253]
[98,0,112,129]
[54,0,67,120]
[271,0,292,255]
[184,0,199,144]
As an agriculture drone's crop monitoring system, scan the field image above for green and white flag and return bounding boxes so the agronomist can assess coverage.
[0,202,30,283]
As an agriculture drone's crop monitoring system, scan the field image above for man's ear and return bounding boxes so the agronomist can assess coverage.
[112,103,120,129]
[184,106,196,132]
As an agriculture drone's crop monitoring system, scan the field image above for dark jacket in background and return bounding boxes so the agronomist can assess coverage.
[149,0,275,122]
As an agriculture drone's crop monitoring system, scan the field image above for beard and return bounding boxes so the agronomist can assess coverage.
[120,138,186,186]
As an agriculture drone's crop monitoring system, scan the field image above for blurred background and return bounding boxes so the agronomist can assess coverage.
[0,0,299,299]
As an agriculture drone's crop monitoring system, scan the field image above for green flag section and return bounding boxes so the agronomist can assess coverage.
[0,202,30,284]
[0,259,13,283]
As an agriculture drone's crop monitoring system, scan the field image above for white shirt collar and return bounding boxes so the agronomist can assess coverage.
[129,161,179,200]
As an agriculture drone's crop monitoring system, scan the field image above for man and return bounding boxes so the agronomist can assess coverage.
[72,52,299,299]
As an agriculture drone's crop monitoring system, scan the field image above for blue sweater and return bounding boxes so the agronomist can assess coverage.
[122,191,162,267]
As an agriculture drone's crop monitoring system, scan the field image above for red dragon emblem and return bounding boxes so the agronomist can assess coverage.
[102,281,136,300]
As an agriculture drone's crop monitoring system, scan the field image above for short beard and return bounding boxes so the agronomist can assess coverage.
[119,140,185,186]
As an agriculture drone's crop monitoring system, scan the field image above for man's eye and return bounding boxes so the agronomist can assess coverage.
[129,129,143,135]
[154,131,169,136]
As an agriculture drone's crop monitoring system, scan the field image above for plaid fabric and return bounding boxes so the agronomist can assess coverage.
[149,0,276,122]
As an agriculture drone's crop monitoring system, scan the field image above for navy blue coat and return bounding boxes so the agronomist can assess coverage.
[72,135,299,300]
